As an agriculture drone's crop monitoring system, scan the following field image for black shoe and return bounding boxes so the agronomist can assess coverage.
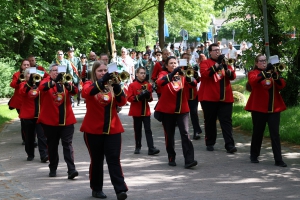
[206,145,214,151]
[250,156,259,163]
[27,156,34,161]
[193,133,200,140]
[185,160,198,169]
[22,141,25,145]
[275,161,287,167]
[49,170,56,177]
[226,146,237,153]
[68,170,78,179]
[148,147,160,155]
[92,190,107,199]
[168,161,177,166]
[34,141,38,148]
[116,192,127,200]
[41,156,48,163]
[134,148,141,154]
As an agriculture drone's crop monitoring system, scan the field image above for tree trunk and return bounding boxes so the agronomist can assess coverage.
[158,0,165,50]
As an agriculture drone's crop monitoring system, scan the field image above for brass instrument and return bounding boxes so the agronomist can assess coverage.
[32,74,42,84]
[110,71,130,84]
[141,84,148,91]
[62,73,73,83]
[19,71,25,82]
[274,63,286,72]
[181,62,195,78]
[222,57,235,66]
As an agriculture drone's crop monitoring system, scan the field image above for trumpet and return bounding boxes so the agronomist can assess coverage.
[19,72,25,82]
[222,57,235,66]
[274,63,286,72]
[62,73,73,84]
[110,71,130,84]
[32,74,41,84]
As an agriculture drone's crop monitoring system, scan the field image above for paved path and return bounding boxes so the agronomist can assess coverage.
[1,70,300,200]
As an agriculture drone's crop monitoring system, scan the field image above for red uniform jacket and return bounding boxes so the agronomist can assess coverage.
[151,61,164,94]
[19,82,41,119]
[198,58,236,102]
[80,81,127,134]
[245,69,286,113]
[9,71,23,109]
[38,76,78,126]
[127,80,153,116]
[155,70,194,114]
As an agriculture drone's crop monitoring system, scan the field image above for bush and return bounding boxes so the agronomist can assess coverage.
[0,58,17,98]
[233,91,246,104]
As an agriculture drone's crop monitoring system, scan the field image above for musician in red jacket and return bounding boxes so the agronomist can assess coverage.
[127,67,160,155]
[19,69,48,162]
[182,53,203,140]
[245,54,287,167]
[151,49,169,99]
[80,61,128,200]
[155,56,197,169]
[28,55,49,78]
[38,63,78,179]
[9,60,30,144]
[198,43,237,153]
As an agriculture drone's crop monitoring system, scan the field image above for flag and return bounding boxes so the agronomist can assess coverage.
[106,5,116,58]
[136,25,145,37]
[164,18,169,37]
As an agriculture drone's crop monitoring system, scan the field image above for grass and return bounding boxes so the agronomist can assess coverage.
[231,77,300,145]
[0,104,18,129]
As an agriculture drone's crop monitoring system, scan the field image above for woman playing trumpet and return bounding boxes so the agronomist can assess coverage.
[19,69,47,162]
[80,61,128,200]
[9,60,30,144]
[38,64,78,179]
[245,54,287,167]
[155,56,197,168]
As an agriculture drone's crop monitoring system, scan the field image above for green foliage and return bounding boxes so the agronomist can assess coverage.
[0,58,17,98]
[0,105,18,128]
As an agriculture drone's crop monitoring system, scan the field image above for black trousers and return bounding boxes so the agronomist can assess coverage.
[16,109,25,141]
[133,116,154,149]
[200,101,235,149]
[250,111,283,161]
[188,98,202,134]
[83,133,128,194]
[36,123,48,159]
[41,124,76,173]
[161,113,194,164]
[23,118,37,158]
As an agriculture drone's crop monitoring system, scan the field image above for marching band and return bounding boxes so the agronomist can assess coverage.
[8,44,288,200]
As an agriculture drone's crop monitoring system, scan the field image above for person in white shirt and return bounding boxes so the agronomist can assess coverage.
[227,42,238,60]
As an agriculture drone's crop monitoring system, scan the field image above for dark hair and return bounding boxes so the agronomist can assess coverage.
[208,43,219,51]
[181,53,190,59]
[27,54,35,59]
[136,67,146,74]
[162,56,177,71]
[19,59,30,72]
[99,53,108,58]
